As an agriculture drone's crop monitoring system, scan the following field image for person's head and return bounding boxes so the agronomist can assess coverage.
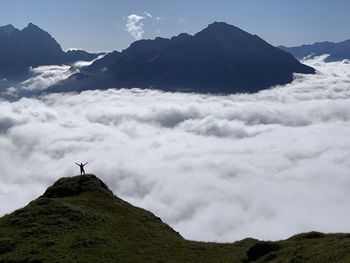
[81,163,83,165]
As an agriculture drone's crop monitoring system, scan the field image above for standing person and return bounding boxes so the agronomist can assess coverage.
[75,162,88,177]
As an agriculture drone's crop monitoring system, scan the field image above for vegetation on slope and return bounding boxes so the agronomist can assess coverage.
[0,174,349,262]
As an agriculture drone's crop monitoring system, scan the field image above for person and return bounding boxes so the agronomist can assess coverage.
[75,162,88,176]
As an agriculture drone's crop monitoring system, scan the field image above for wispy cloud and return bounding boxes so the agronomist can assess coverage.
[125,14,145,40]
[72,54,105,69]
[125,12,165,39]
[143,11,152,18]
[1,56,104,97]
[66,48,83,51]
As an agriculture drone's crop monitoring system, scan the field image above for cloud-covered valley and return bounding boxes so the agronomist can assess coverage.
[0,56,350,242]
[1,55,103,98]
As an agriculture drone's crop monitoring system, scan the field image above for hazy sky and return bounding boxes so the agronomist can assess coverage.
[0,1,349,52]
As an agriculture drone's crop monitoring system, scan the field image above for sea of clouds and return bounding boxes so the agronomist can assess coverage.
[0,56,350,242]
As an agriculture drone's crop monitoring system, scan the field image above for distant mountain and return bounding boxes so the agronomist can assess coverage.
[1,174,349,262]
[49,22,315,94]
[65,49,101,63]
[278,39,350,62]
[0,23,100,81]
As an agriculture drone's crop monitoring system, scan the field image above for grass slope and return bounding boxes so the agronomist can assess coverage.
[0,174,349,262]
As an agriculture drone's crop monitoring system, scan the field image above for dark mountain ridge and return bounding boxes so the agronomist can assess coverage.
[0,23,100,81]
[0,24,17,34]
[49,22,315,94]
[278,39,350,62]
[0,174,349,262]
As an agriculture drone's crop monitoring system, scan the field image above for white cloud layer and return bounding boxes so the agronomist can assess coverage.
[0,65,73,98]
[1,55,105,98]
[126,14,145,40]
[21,65,72,91]
[0,56,350,242]
[72,54,105,69]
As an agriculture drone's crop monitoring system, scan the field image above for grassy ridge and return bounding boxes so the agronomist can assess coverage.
[0,174,349,262]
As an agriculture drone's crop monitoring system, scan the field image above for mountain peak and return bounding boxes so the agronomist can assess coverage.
[54,21,314,94]
[42,174,113,198]
[171,32,192,41]
[208,21,232,28]
[27,22,39,28]
[23,22,45,33]
[0,24,17,34]
[194,21,253,45]
[203,21,245,34]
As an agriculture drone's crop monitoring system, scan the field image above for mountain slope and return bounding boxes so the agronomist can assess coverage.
[49,22,315,94]
[0,175,250,262]
[0,23,100,81]
[1,174,350,262]
[278,39,350,62]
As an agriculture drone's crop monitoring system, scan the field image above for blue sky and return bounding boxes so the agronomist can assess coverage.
[1,0,349,52]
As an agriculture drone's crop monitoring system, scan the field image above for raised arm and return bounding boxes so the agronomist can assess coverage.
[83,162,88,166]
[75,162,79,166]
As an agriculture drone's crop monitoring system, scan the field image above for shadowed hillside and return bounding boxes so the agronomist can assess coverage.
[0,174,349,262]
[48,22,315,94]
[0,23,100,81]
[278,39,350,62]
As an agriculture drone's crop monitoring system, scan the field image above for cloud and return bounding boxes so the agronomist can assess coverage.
[124,12,165,39]
[126,14,145,40]
[1,56,104,98]
[21,65,73,92]
[66,48,83,51]
[178,116,261,139]
[0,56,350,243]
[72,54,106,69]
[143,11,152,18]
[1,65,74,98]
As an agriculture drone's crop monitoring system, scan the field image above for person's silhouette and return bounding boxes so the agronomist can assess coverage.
[75,162,88,176]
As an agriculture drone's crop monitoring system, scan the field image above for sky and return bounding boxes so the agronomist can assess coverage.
[1,56,350,241]
[0,0,349,52]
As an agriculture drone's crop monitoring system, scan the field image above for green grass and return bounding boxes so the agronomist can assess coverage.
[0,174,349,262]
